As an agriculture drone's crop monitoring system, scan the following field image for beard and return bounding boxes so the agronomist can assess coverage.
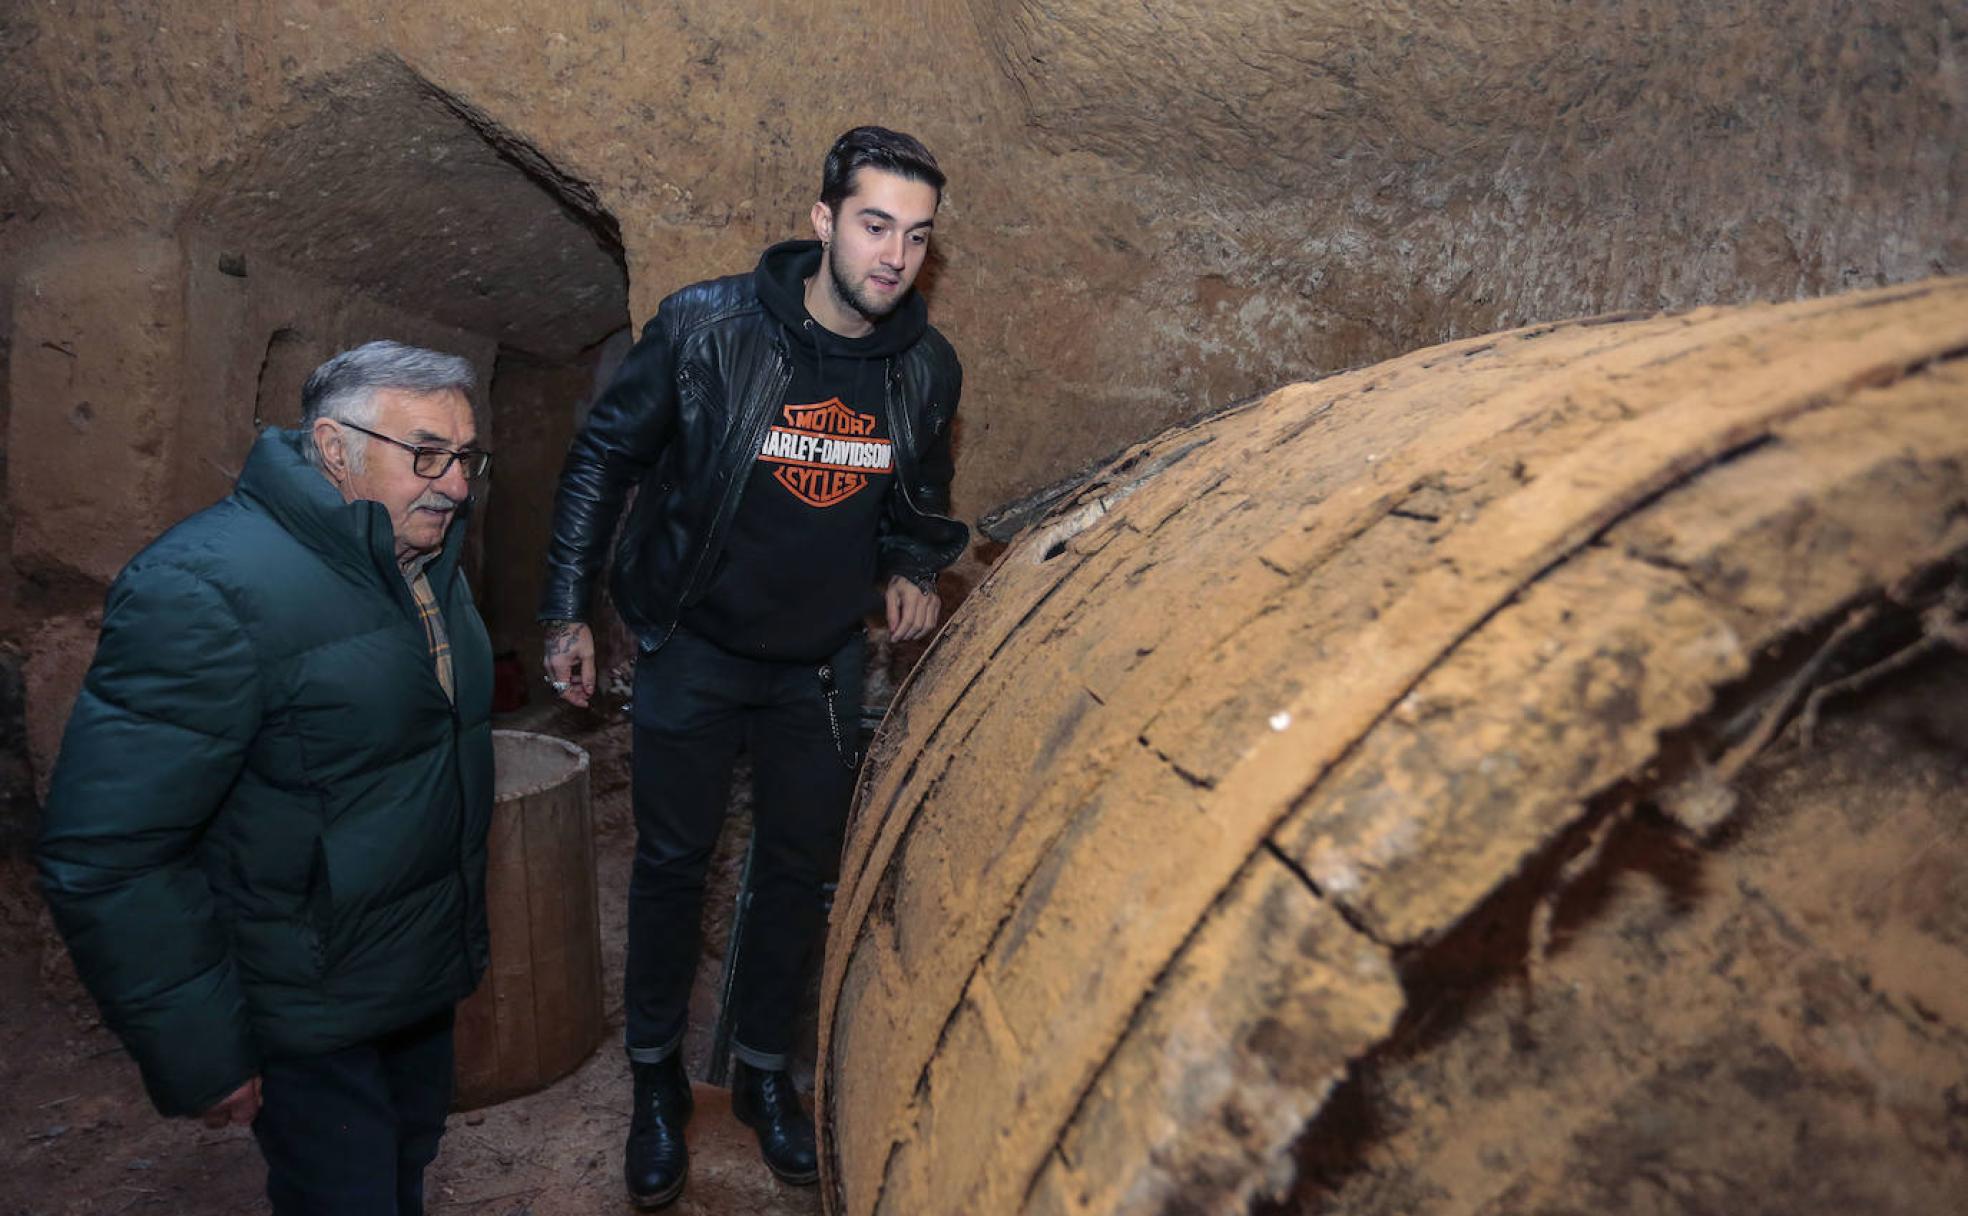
[827,245,903,322]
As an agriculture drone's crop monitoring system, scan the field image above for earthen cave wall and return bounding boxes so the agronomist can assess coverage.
[0,0,1962,840]
[484,345,609,668]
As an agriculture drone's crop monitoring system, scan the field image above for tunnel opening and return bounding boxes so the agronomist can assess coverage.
[173,52,630,663]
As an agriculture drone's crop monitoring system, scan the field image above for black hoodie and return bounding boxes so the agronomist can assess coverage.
[679,240,927,661]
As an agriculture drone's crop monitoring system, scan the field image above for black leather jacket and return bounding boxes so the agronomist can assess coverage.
[538,251,968,648]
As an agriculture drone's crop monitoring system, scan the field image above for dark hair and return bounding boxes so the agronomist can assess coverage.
[819,126,946,212]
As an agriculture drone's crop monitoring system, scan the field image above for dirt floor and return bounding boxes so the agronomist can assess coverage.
[0,697,822,1216]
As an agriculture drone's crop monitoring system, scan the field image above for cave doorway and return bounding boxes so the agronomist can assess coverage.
[174,54,630,667]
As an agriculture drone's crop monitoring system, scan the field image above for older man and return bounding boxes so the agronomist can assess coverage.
[37,341,495,1216]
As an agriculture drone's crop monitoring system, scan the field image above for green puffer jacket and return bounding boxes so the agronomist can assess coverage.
[37,428,493,1117]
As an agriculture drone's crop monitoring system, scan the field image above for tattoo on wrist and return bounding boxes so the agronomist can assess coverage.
[545,621,584,654]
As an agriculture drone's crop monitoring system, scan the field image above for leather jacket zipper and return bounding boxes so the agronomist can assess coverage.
[882,362,962,529]
[674,346,793,611]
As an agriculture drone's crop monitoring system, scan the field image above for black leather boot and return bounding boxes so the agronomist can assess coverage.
[624,1055,692,1209]
[730,1060,819,1184]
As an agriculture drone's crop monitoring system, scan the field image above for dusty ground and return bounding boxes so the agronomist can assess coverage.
[0,696,822,1216]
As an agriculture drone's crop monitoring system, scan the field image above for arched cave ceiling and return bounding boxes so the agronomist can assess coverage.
[181,57,626,361]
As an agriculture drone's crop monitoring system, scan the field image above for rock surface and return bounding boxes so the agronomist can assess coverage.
[2,2,1965,823]
[3,0,1962,536]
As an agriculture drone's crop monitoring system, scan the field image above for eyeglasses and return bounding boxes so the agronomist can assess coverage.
[338,421,492,480]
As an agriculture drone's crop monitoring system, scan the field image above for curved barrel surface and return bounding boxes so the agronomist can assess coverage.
[820,279,1968,1215]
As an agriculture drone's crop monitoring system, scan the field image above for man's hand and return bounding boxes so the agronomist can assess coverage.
[885,576,941,643]
[543,621,596,706]
[201,1076,262,1129]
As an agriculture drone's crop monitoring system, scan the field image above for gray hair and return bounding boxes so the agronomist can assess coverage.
[301,340,476,472]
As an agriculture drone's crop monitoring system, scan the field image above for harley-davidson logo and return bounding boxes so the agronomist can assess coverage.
[758,399,893,508]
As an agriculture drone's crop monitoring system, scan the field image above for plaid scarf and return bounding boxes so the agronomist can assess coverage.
[406,565,454,703]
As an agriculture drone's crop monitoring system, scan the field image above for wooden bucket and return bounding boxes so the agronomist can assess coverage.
[453,729,603,1109]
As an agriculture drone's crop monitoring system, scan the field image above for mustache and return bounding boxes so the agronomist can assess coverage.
[411,489,465,512]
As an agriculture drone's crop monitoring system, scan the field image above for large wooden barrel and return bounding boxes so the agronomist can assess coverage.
[454,730,603,1109]
[818,279,1968,1214]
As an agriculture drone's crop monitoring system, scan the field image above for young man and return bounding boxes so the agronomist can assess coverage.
[39,342,497,1215]
[538,126,967,1207]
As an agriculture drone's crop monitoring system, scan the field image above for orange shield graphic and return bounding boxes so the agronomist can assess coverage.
[760,398,893,509]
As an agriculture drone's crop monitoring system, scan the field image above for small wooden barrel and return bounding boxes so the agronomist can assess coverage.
[453,730,603,1109]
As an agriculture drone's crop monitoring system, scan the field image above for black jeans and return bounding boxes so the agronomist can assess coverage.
[251,1007,455,1216]
[625,626,864,1069]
